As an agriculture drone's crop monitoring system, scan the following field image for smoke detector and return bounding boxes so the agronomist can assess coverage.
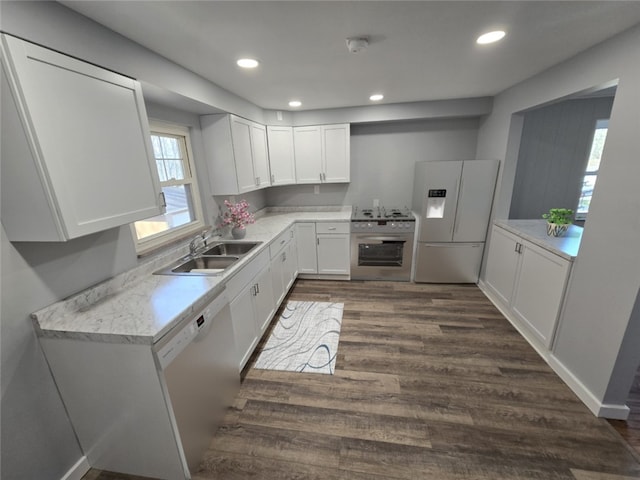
[346,37,369,54]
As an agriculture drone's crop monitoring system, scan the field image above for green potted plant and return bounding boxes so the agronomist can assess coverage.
[542,208,573,237]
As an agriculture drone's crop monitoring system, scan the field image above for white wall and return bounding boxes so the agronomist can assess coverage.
[266,118,479,207]
[477,24,640,416]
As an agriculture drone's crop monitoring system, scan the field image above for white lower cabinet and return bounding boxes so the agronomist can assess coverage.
[484,225,572,348]
[296,223,319,274]
[227,249,275,370]
[296,222,350,277]
[270,227,298,306]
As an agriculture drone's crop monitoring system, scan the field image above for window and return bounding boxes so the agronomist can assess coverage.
[133,123,204,254]
[576,119,608,220]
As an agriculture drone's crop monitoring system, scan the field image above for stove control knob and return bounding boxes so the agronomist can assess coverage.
[367,223,373,228]
[391,223,396,228]
[405,223,411,228]
[353,223,358,229]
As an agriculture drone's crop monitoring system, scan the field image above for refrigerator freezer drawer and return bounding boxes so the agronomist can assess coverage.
[414,243,484,283]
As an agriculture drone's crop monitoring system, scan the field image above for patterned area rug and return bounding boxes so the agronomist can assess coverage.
[254,301,344,374]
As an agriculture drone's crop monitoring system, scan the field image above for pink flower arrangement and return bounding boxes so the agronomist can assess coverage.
[221,199,255,229]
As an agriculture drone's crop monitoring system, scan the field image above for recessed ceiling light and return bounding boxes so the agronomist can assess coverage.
[237,58,259,68]
[288,100,302,107]
[476,30,506,45]
[369,94,384,102]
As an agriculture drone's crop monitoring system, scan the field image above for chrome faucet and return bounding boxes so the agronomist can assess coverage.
[188,227,221,255]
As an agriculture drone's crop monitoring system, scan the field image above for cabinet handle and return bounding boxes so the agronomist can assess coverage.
[255,282,260,294]
[514,242,519,253]
[317,238,320,245]
[280,239,285,245]
[328,227,336,231]
[282,252,287,262]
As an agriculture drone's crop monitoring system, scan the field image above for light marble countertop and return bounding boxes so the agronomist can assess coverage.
[32,207,352,345]
[494,219,583,260]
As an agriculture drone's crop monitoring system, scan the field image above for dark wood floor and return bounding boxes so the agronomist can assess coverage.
[85,279,640,480]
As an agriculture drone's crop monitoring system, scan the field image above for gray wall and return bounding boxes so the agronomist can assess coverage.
[266,118,479,207]
[509,96,614,219]
[1,227,137,479]
[477,23,640,414]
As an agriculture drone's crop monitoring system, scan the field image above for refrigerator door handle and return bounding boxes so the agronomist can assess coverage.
[453,177,463,235]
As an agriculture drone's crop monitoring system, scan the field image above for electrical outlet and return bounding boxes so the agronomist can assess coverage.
[314,185,320,194]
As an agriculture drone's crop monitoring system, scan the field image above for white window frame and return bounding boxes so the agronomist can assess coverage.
[575,118,609,221]
[132,121,205,255]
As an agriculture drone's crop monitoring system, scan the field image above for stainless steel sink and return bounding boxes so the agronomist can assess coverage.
[154,241,261,276]
[171,255,240,273]
[201,241,260,256]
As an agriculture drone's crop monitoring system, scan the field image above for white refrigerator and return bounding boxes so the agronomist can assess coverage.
[412,159,499,283]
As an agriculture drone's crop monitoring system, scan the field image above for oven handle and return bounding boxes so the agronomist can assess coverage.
[355,236,407,243]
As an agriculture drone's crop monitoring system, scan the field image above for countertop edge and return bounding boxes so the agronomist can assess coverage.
[32,209,352,344]
[494,219,582,260]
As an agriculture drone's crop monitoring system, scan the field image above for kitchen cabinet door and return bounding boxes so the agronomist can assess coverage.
[250,122,271,189]
[317,233,350,275]
[230,116,259,193]
[296,222,319,273]
[253,265,276,334]
[484,226,521,305]
[511,242,571,347]
[229,285,258,371]
[285,232,299,289]
[271,249,287,306]
[322,124,350,183]
[1,34,163,241]
[201,114,271,195]
[293,126,323,183]
[267,126,296,185]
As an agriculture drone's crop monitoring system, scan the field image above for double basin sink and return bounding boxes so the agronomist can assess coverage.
[154,241,261,276]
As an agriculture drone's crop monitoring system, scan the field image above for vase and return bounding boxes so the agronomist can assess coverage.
[231,226,246,239]
[546,222,568,237]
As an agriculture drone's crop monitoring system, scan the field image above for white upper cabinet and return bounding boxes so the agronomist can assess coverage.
[266,126,296,186]
[293,124,350,184]
[0,34,163,241]
[250,122,271,189]
[322,124,350,183]
[200,114,272,195]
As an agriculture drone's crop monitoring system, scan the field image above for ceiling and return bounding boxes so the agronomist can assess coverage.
[59,1,640,112]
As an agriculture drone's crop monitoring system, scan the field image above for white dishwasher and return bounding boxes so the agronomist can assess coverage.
[38,285,239,479]
[154,289,239,477]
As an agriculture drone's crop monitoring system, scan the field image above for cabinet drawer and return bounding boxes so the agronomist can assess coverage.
[225,248,269,301]
[316,222,349,234]
[269,229,291,258]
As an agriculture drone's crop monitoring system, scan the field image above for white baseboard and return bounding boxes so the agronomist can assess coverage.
[547,354,630,420]
[478,280,630,420]
[297,273,350,281]
[61,456,90,480]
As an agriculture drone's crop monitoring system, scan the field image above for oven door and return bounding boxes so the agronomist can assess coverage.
[350,234,414,281]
